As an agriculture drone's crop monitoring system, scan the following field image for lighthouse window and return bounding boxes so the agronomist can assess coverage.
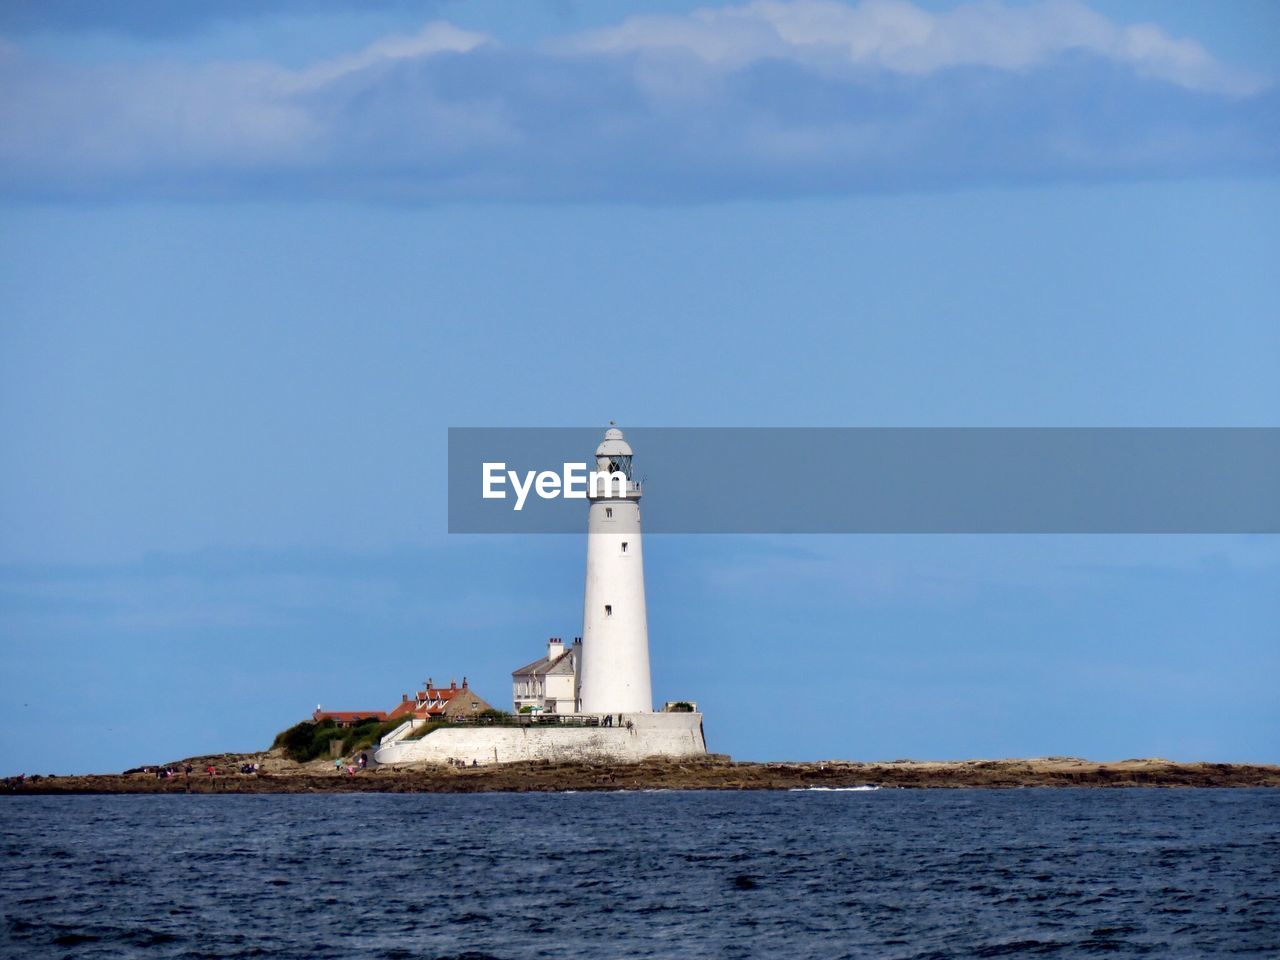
[605,605,613,617]
[621,542,628,553]
[605,508,613,518]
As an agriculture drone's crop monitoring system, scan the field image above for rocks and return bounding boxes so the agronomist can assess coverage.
[5,756,1279,794]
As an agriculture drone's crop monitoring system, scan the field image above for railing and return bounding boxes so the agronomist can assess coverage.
[403,713,638,729]
[378,719,420,744]
[587,479,643,499]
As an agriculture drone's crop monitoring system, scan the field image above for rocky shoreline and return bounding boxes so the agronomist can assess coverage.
[6,754,1279,794]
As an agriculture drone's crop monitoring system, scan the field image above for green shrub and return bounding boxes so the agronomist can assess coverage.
[272,715,407,762]
[272,719,339,762]
[273,720,313,753]
[342,716,408,755]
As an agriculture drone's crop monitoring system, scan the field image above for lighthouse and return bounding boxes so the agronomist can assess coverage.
[578,426,653,714]
[375,422,708,765]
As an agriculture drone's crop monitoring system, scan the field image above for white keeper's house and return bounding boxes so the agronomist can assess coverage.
[512,637,580,714]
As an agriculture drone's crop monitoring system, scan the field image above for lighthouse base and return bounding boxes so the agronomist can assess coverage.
[374,712,707,767]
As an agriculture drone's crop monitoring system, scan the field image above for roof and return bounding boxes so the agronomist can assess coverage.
[387,684,491,719]
[512,647,576,678]
[513,648,575,677]
[545,654,577,676]
[596,426,632,458]
[314,711,388,723]
[421,686,463,700]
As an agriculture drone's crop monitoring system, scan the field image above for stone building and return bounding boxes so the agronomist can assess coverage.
[388,678,493,721]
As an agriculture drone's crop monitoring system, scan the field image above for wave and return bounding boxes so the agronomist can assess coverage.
[788,785,881,792]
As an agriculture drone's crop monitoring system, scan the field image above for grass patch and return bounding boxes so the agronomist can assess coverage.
[403,720,460,741]
[272,716,408,762]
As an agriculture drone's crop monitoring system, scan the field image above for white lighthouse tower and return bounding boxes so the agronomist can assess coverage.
[578,426,653,714]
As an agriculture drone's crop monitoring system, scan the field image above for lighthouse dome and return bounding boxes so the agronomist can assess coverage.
[595,427,632,458]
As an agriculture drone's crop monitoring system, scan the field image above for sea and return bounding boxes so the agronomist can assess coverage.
[2,789,1277,959]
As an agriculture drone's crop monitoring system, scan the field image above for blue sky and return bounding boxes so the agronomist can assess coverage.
[1,1,1277,773]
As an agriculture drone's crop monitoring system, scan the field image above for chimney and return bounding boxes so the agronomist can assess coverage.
[548,637,565,660]
[450,679,457,690]
[427,677,433,690]
[402,693,409,702]
[462,676,468,689]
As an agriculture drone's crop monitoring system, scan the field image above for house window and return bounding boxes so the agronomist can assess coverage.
[605,604,613,617]
[605,507,613,518]
[621,542,628,553]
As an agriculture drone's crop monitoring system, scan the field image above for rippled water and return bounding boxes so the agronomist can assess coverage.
[2,789,1277,958]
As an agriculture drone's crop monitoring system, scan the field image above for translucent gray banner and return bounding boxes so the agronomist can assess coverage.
[447,428,1280,533]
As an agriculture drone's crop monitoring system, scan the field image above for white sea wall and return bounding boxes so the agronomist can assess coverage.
[374,713,706,766]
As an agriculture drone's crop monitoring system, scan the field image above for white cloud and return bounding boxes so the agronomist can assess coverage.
[0,2,1272,202]
[290,21,489,91]
[563,0,1262,95]
[0,21,494,180]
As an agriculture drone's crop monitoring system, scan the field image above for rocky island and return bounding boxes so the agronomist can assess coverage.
[7,753,1278,794]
